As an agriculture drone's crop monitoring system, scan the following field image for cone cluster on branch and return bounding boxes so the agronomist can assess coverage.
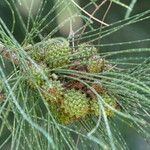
[26,42,119,124]
[1,41,118,124]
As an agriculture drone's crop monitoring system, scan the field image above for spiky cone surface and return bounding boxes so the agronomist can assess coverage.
[27,64,49,89]
[61,89,89,119]
[90,99,101,116]
[45,43,71,68]
[57,112,77,125]
[90,94,117,117]
[42,80,64,104]
[49,103,76,125]
[87,56,105,73]
[71,44,97,61]
[30,47,46,62]
[104,94,117,117]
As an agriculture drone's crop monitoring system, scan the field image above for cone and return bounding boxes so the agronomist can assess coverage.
[61,89,89,119]
[90,99,101,116]
[90,94,117,117]
[28,64,49,89]
[49,103,76,124]
[87,56,105,73]
[71,44,97,61]
[30,47,45,62]
[45,43,71,68]
[42,80,64,104]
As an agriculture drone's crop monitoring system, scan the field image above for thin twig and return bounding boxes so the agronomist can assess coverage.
[98,0,112,45]
[77,0,108,45]
[71,0,109,26]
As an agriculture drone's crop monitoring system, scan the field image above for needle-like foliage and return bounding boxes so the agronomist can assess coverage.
[0,0,150,150]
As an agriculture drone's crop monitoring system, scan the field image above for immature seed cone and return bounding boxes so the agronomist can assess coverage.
[104,94,117,117]
[90,99,101,116]
[87,56,105,73]
[57,112,76,125]
[27,64,49,89]
[45,43,71,68]
[61,89,89,119]
[90,94,117,117]
[49,103,76,125]
[30,47,45,62]
[42,80,64,104]
[71,44,97,61]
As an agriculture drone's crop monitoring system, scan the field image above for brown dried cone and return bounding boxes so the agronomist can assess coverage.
[61,89,89,119]
[90,94,117,117]
[87,56,105,73]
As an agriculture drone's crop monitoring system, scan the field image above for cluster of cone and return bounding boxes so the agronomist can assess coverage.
[28,42,118,124]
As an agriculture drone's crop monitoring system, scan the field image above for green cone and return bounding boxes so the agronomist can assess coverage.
[45,43,71,68]
[87,57,105,73]
[42,80,64,104]
[90,94,117,117]
[49,103,76,125]
[62,89,89,119]
[71,44,97,61]
[28,64,49,89]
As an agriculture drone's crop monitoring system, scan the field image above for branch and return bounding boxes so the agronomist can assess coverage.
[0,42,32,64]
[70,0,109,26]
